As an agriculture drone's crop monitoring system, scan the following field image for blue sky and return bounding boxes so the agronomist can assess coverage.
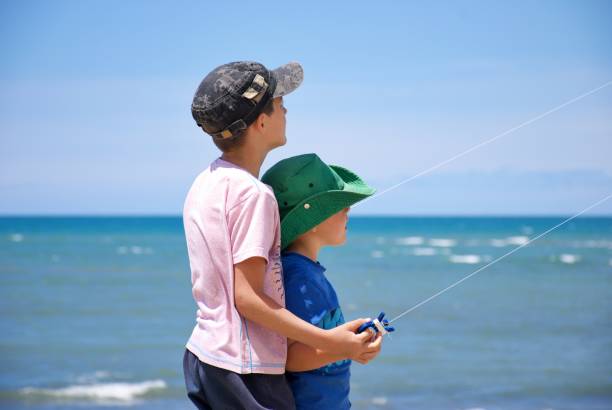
[1,0,611,215]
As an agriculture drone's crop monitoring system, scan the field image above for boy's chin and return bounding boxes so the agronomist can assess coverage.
[272,135,287,148]
[332,236,347,246]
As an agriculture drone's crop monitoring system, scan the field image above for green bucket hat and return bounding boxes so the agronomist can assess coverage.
[261,153,376,250]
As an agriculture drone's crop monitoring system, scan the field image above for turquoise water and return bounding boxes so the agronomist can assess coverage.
[0,216,611,410]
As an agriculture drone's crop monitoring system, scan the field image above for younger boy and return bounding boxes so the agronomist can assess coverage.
[183,62,379,409]
[262,153,383,409]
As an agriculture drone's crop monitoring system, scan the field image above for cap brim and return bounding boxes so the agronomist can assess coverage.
[271,62,304,98]
[279,189,374,250]
[278,167,376,250]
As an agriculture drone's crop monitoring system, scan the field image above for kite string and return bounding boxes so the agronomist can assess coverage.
[342,80,612,321]
[354,80,612,208]
[388,192,612,323]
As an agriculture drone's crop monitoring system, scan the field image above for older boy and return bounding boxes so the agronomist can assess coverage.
[182,61,378,409]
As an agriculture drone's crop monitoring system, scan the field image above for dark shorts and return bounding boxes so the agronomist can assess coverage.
[183,349,296,410]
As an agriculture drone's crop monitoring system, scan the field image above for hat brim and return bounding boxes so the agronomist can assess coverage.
[279,165,375,250]
[271,62,304,98]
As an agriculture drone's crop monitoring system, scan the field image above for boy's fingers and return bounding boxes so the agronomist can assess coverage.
[359,352,377,361]
[366,334,383,350]
[343,318,370,332]
[355,331,373,343]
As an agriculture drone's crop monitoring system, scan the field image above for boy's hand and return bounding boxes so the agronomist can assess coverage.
[353,332,383,365]
[325,318,382,361]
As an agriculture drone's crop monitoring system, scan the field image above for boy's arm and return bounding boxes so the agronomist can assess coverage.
[234,256,378,359]
[285,340,345,372]
[286,333,383,372]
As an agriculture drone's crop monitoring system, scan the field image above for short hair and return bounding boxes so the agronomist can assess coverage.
[211,97,276,153]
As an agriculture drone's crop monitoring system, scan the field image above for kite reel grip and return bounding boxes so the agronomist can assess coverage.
[357,312,395,336]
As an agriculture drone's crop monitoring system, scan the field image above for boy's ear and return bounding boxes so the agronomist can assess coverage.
[244,117,261,136]
[252,112,267,132]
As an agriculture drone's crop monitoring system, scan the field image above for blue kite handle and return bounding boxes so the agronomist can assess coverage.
[357,312,395,335]
[357,320,373,334]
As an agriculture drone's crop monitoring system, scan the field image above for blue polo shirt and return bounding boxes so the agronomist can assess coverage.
[282,251,351,410]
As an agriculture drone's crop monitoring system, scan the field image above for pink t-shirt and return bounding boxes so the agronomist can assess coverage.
[183,157,286,374]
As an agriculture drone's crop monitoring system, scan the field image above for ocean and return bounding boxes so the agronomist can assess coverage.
[0,216,611,410]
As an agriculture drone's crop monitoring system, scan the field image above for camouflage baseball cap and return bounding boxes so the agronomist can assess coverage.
[191,61,303,140]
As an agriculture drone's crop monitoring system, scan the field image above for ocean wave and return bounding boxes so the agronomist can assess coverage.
[412,247,437,256]
[506,236,530,245]
[371,250,384,258]
[371,396,388,406]
[9,233,24,242]
[490,236,530,247]
[396,236,424,246]
[490,238,508,247]
[20,379,166,402]
[572,239,612,249]
[449,254,481,264]
[552,254,582,264]
[116,246,154,255]
[521,225,534,235]
[428,238,457,247]
[76,371,109,383]
[74,370,119,384]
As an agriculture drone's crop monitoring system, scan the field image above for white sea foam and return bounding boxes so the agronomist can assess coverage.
[412,247,437,256]
[10,233,24,242]
[490,236,530,247]
[396,236,424,246]
[75,370,113,384]
[117,246,153,255]
[559,254,581,264]
[428,238,456,247]
[371,250,384,258]
[371,396,388,406]
[449,254,481,264]
[490,239,507,247]
[20,379,166,402]
[574,239,612,249]
[506,236,529,245]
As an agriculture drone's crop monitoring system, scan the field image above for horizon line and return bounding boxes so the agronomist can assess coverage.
[1,213,611,218]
